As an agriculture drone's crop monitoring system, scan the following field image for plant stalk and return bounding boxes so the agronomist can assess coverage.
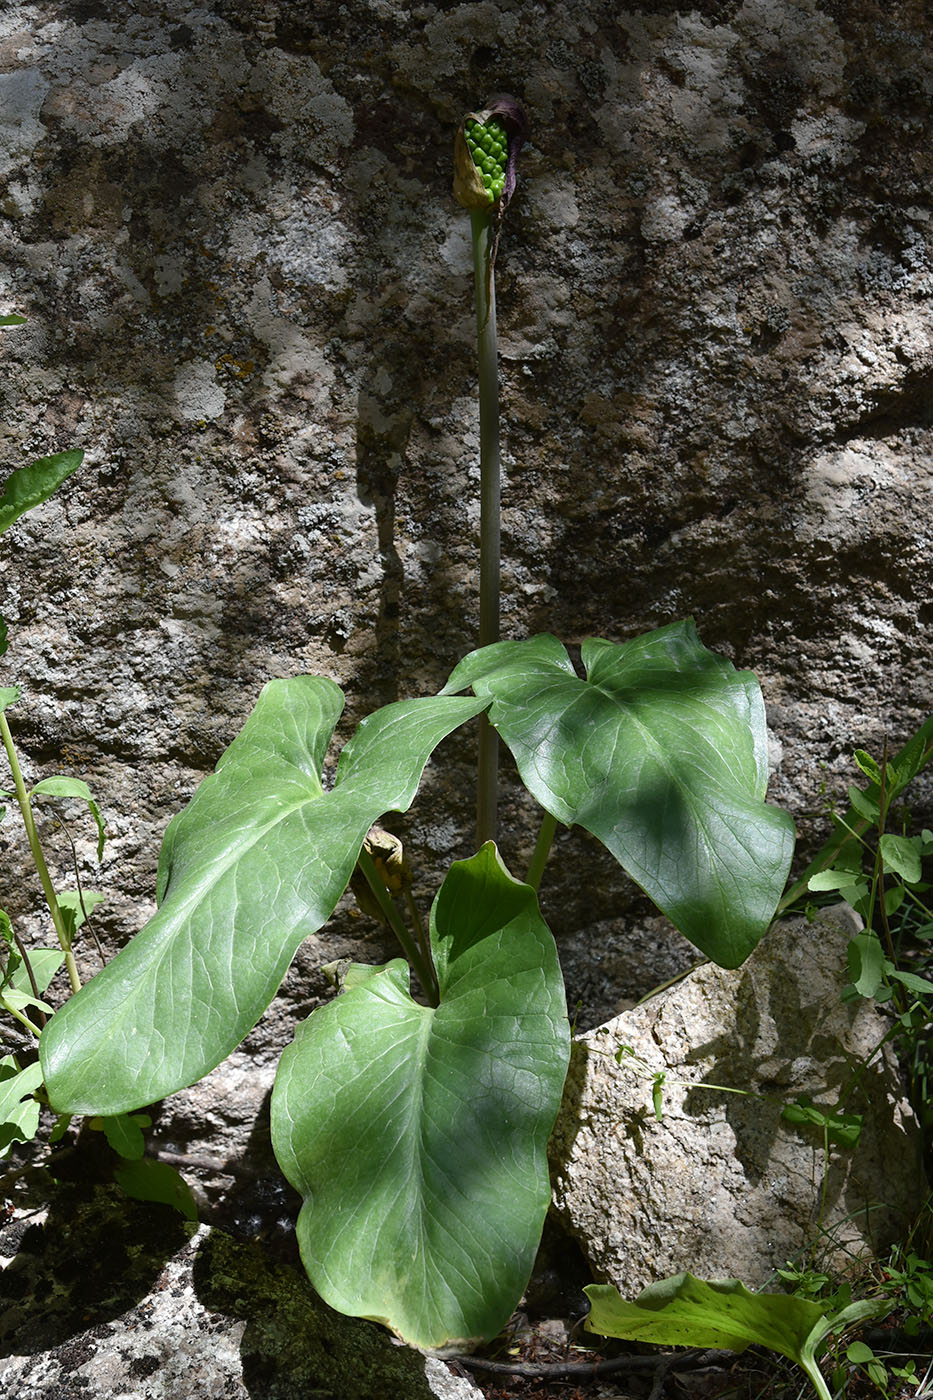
[402,885,433,982]
[0,712,80,994]
[357,847,440,1006]
[10,923,42,1004]
[0,998,43,1037]
[9,923,46,1030]
[526,810,557,892]
[471,207,500,848]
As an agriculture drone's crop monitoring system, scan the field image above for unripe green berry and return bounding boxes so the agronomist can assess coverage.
[453,96,527,213]
[464,117,508,198]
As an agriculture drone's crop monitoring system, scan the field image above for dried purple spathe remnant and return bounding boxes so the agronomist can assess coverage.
[453,93,528,213]
[484,94,528,209]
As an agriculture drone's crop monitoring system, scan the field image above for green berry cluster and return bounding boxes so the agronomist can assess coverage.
[464,118,507,199]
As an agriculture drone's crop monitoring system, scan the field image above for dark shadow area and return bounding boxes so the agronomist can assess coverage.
[192,1230,440,1400]
[0,1136,189,1358]
[0,1119,443,1398]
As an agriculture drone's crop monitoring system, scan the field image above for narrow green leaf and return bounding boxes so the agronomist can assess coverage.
[887,718,933,790]
[56,890,105,936]
[807,869,868,895]
[847,934,885,997]
[853,750,882,783]
[0,1056,43,1157]
[883,884,905,917]
[7,947,66,995]
[271,844,570,1351]
[114,1156,198,1221]
[847,785,880,824]
[48,1113,72,1144]
[879,834,922,885]
[1,987,53,1014]
[96,1112,148,1159]
[0,687,20,715]
[31,776,106,860]
[781,1097,863,1149]
[443,621,795,968]
[0,314,27,326]
[584,1276,887,1400]
[42,678,487,1116]
[0,449,83,535]
[886,966,933,997]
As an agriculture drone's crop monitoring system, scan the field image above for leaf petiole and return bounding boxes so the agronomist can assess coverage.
[357,846,439,1006]
[526,810,558,892]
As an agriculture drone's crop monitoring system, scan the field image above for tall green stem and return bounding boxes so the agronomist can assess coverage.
[471,207,500,848]
[0,712,80,994]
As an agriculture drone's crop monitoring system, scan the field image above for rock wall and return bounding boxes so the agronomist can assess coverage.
[0,0,931,1011]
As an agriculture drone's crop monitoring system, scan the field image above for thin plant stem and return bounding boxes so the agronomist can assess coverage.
[876,740,899,967]
[402,885,432,978]
[10,925,42,1007]
[471,206,500,848]
[357,847,439,1006]
[526,810,558,892]
[54,816,106,967]
[0,997,43,1038]
[9,924,46,1030]
[0,712,80,994]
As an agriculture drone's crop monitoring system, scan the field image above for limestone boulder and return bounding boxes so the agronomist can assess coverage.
[550,906,926,1293]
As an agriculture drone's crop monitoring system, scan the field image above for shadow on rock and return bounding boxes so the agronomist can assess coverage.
[192,1229,439,1400]
[0,1169,190,1359]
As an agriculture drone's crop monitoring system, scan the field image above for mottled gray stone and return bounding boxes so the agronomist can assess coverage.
[550,906,926,1293]
[0,0,929,998]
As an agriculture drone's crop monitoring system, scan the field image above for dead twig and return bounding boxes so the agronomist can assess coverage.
[451,1347,726,1381]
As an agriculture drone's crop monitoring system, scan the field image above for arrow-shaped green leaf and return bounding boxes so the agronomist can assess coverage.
[443,621,795,968]
[41,678,486,1116]
[271,844,570,1351]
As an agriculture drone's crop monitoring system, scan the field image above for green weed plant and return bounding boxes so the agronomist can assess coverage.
[0,316,196,1218]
